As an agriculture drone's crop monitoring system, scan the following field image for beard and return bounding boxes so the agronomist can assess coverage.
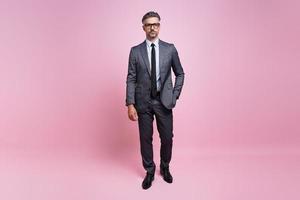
[148,32,157,38]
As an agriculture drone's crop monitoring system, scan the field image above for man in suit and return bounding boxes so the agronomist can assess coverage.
[126,11,185,189]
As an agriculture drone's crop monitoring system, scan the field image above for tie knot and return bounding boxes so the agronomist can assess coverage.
[151,43,155,47]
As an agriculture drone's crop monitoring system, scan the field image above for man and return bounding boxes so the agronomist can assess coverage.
[125,11,185,190]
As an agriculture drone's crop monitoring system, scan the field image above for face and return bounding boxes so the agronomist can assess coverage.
[142,17,160,40]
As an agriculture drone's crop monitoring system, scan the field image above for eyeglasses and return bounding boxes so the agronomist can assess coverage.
[144,23,160,29]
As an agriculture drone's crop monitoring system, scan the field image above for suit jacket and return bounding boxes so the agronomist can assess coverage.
[126,39,185,112]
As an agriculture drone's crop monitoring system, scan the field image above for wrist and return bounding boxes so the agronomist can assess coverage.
[128,104,134,108]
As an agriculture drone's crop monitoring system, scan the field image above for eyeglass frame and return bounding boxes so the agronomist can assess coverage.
[143,23,160,29]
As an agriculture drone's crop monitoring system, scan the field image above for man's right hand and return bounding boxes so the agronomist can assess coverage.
[128,104,138,121]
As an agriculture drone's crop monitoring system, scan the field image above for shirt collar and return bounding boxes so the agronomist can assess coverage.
[146,38,159,48]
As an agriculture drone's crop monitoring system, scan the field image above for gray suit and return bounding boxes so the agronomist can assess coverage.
[125,39,185,174]
[126,39,184,112]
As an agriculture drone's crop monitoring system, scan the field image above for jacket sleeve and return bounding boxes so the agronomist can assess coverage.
[171,44,185,100]
[125,47,137,106]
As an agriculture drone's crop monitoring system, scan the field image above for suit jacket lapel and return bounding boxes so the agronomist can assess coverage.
[141,40,151,76]
[141,39,167,81]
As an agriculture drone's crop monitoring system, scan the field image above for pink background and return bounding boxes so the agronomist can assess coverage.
[0,0,299,199]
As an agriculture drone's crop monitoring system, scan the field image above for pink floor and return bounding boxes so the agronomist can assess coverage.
[1,148,299,200]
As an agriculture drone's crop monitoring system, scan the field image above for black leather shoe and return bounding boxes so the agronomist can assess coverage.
[160,167,173,183]
[142,172,154,189]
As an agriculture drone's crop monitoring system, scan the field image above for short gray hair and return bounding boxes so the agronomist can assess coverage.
[142,11,161,24]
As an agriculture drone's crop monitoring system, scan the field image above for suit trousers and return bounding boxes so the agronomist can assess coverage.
[137,93,174,175]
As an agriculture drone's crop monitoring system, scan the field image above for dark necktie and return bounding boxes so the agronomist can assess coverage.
[151,43,157,98]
